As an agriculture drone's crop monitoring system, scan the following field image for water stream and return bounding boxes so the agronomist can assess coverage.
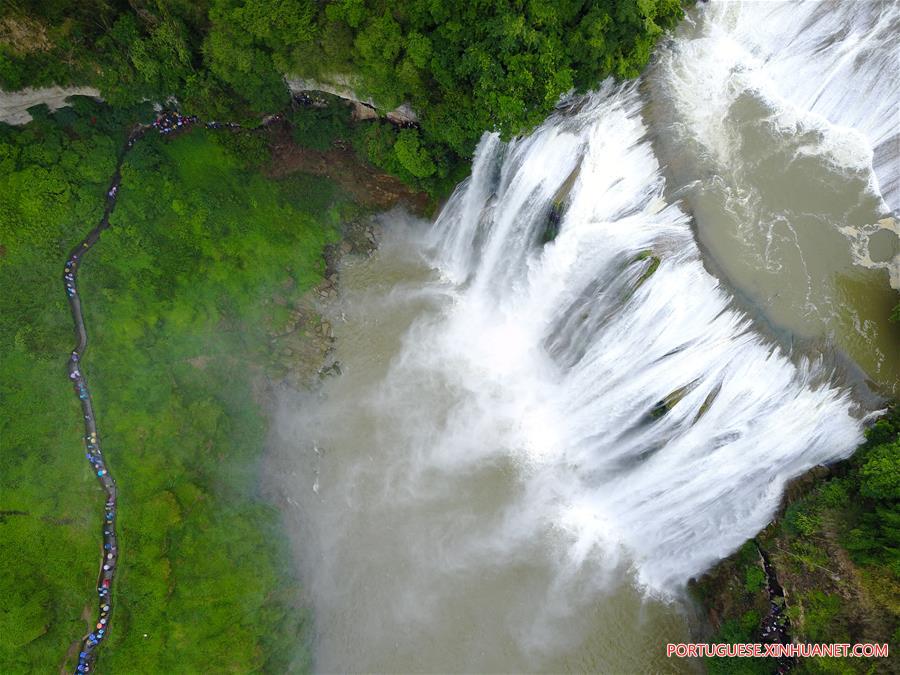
[269,1,898,671]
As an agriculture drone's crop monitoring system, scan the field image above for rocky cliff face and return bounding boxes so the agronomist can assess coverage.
[0,85,101,124]
[2,77,420,127]
[285,74,418,124]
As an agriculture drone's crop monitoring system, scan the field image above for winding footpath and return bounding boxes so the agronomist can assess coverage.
[64,111,267,673]
[66,126,145,675]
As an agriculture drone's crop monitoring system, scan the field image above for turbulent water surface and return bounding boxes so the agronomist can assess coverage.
[651,0,900,390]
[269,1,898,672]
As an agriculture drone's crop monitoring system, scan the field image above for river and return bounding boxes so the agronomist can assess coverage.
[268,1,898,672]
[650,0,900,394]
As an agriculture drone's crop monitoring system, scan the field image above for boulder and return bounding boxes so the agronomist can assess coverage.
[351,101,378,121]
[386,103,418,125]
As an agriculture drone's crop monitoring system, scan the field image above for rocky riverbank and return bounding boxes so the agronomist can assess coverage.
[260,217,384,391]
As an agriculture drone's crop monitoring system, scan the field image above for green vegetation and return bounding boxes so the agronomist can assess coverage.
[289,95,355,152]
[0,2,689,669]
[285,95,467,197]
[744,565,766,594]
[632,249,661,287]
[690,542,777,675]
[841,412,900,575]
[1,0,687,193]
[0,99,356,671]
[314,0,683,144]
[692,407,900,674]
[0,99,135,672]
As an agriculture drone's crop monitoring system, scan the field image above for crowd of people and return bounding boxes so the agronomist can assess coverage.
[67,271,119,675]
[71,111,239,672]
[64,262,77,297]
[150,110,244,135]
[69,106,289,671]
[66,153,127,675]
[151,111,198,134]
[204,120,241,130]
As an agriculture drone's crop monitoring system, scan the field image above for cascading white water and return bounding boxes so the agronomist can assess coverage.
[657,0,900,211]
[272,81,868,673]
[270,3,897,670]
[424,82,862,592]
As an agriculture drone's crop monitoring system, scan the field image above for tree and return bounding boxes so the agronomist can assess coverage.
[393,128,435,178]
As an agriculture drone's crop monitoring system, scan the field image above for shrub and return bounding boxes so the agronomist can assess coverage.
[393,128,436,178]
[744,565,766,594]
[290,99,354,151]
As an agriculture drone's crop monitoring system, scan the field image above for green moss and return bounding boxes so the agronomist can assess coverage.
[551,166,581,212]
[632,249,661,288]
[542,206,562,244]
[745,565,766,594]
[648,381,695,420]
[693,385,722,423]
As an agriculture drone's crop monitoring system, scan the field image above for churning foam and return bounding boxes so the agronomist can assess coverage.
[657,0,900,211]
[273,80,871,675]
[418,82,862,592]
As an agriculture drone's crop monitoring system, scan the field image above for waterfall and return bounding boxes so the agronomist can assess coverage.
[655,0,900,212]
[420,82,862,592]
[271,3,893,669]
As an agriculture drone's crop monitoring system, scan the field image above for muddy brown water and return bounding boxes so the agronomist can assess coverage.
[267,2,897,672]
[269,234,699,673]
[648,0,900,396]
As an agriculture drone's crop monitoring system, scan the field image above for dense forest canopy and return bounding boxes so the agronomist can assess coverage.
[0,0,685,188]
